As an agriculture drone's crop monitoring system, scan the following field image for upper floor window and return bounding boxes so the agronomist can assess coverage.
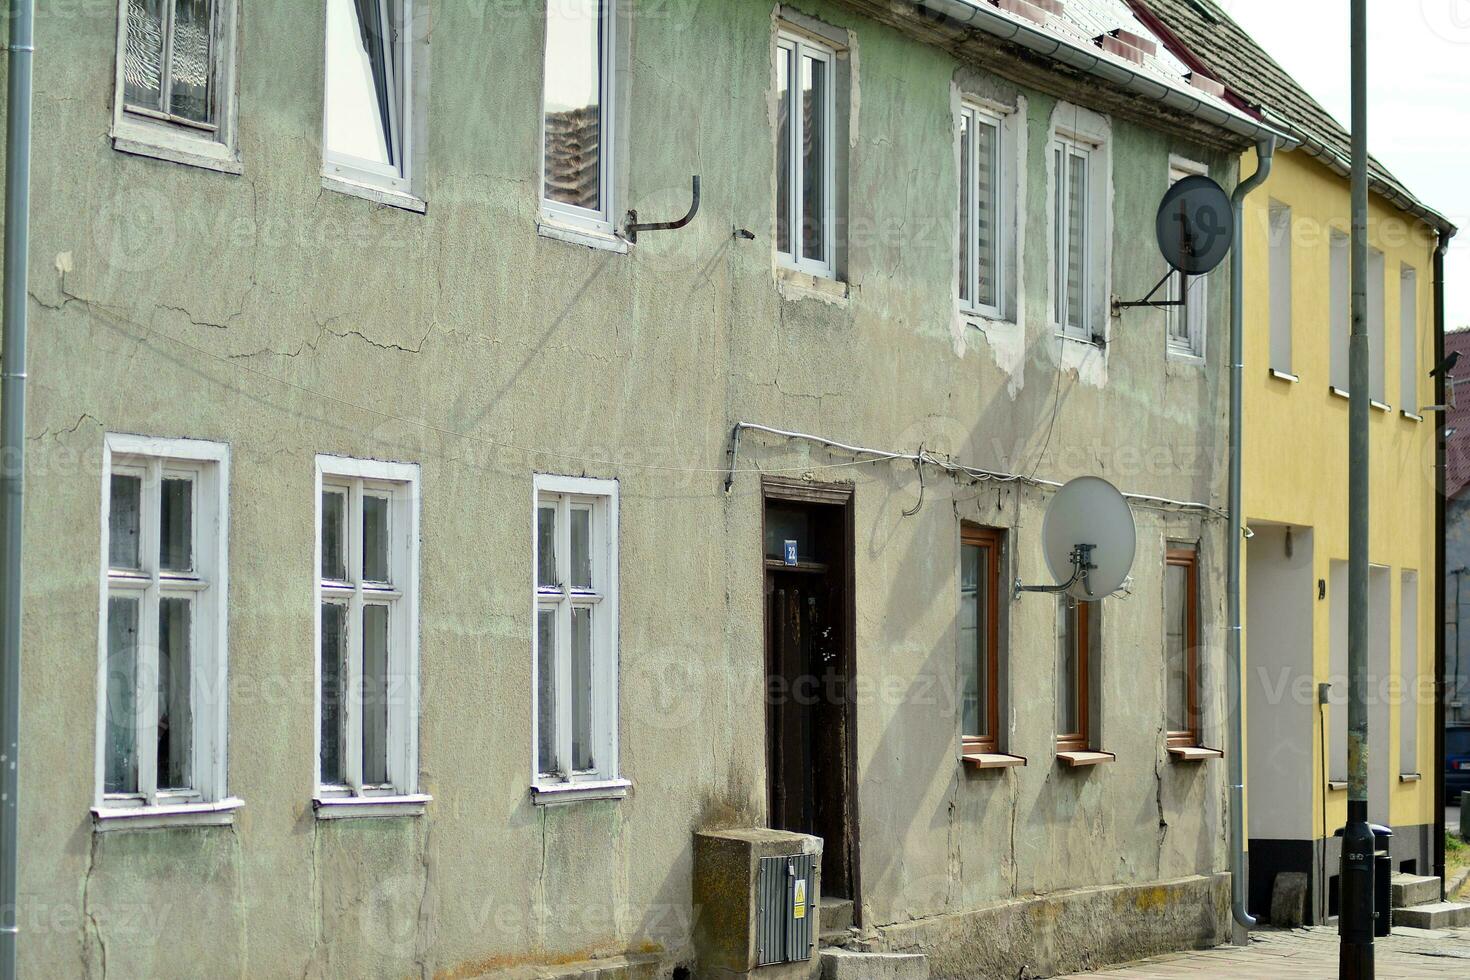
[1330,230,1349,391]
[958,103,1014,320]
[1268,201,1294,374]
[1165,547,1200,747]
[1166,163,1208,359]
[960,525,1004,754]
[323,0,424,207]
[1051,130,1106,340]
[1401,265,1420,413]
[533,475,625,802]
[1056,597,1099,752]
[113,0,240,172]
[775,30,836,278]
[96,434,230,816]
[314,456,422,813]
[542,0,616,235]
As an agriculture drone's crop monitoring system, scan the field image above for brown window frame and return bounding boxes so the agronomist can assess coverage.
[960,524,1003,755]
[1165,547,1201,748]
[1056,598,1094,753]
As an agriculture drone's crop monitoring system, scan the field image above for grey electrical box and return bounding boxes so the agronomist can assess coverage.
[757,853,815,965]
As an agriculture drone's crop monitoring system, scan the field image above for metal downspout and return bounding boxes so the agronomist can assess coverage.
[1228,136,1276,937]
[1433,229,1453,898]
[0,2,35,978]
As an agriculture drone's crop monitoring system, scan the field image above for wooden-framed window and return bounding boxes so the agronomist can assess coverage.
[532,474,626,803]
[313,455,424,817]
[960,525,1003,753]
[95,434,230,818]
[1165,547,1200,747]
[1056,596,1097,751]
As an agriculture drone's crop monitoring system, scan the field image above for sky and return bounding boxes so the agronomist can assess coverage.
[1216,0,1470,328]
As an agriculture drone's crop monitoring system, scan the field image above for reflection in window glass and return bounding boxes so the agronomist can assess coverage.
[959,544,981,737]
[570,507,592,590]
[800,54,827,264]
[123,0,217,126]
[157,596,193,790]
[776,44,793,255]
[321,490,347,581]
[1165,563,1188,733]
[361,604,390,785]
[571,607,593,771]
[319,602,348,785]
[160,477,193,573]
[105,596,140,794]
[325,0,399,169]
[537,609,558,775]
[1056,597,1080,736]
[538,505,558,589]
[363,494,390,583]
[110,475,143,570]
[958,111,970,307]
[543,0,604,212]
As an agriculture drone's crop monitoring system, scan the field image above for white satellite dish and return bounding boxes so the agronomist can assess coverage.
[1021,477,1136,600]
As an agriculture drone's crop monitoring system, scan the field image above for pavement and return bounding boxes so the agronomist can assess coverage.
[1053,926,1470,978]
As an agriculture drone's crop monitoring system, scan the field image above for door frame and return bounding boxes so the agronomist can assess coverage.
[760,476,860,919]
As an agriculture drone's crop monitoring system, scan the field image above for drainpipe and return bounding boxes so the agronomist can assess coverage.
[1227,136,1276,939]
[1433,229,1453,897]
[0,2,35,978]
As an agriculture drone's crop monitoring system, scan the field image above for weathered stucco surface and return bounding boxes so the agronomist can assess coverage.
[8,1,1244,976]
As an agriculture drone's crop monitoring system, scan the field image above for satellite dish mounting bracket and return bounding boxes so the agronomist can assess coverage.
[1112,268,1187,315]
[1015,543,1097,601]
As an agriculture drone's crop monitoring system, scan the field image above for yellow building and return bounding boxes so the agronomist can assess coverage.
[1147,0,1456,924]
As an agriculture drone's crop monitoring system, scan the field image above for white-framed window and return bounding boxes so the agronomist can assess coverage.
[95,434,231,820]
[958,102,1011,320]
[1166,163,1208,359]
[314,456,423,816]
[1268,201,1294,374]
[112,0,241,173]
[1330,230,1349,390]
[1401,264,1419,412]
[541,0,617,236]
[775,30,837,279]
[1369,247,1386,403]
[323,0,426,207]
[1051,132,1101,340]
[1400,570,1419,775]
[532,475,624,802]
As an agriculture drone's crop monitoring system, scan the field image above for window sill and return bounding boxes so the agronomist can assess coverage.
[112,123,242,176]
[1054,329,1105,350]
[1371,400,1392,413]
[313,794,432,820]
[1166,347,1206,365]
[1402,410,1424,422]
[92,797,244,832]
[1398,772,1423,783]
[536,219,630,254]
[531,778,631,806]
[960,305,1014,330]
[320,173,427,214]
[1330,385,1349,400]
[776,265,850,306]
[1327,780,1348,792]
[1269,369,1300,384]
[962,751,1027,770]
[1057,750,1116,768]
[1167,745,1223,763]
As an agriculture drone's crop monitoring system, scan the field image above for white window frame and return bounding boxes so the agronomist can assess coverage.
[1268,201,1294,375]
[110,0,242,174]
[539,0,618,237]
[1166,161,1209,360]
[775,30,837,280]
[322,0,428,210]
[1051,132,1099,341]
[312,455,425,819]
[93,434,236,828]
[958,101,1010,321]
[531,474,625,804]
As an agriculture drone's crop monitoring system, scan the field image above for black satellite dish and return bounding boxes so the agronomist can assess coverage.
[1155,174,1233,275]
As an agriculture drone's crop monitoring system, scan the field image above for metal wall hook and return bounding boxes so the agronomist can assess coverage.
[623,176,701,244]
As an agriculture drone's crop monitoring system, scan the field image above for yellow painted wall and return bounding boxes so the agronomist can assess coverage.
[1240,146,1439,840]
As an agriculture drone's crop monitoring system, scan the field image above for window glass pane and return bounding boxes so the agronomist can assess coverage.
[571,607,594,772]
[1053,146,1065,325]
[975,118,998,310]
[1066,150,1088,331]
[958,111,970,305]
[362,494,390,583]
[105,596,140,794]
[776,44,793,256]
[319,602,348,785]
[800,54,827,264]
[169,0,216,125]
[537,608,558,775]
[325,0,398,168]
[570,506,592,590]
[1165,563,1189,732]
[537,504,558,589]
[959,544,980,738]
[361,603,390,785]
[542,0,603,212]
[124,0,166,112]
[321,490,347,581]
[109,474,142,570]
[1056,597,1079,735]
[159,477,193,573]
[157,596,193,791]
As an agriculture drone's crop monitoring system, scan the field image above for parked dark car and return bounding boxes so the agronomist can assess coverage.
[1448,726,1470,803]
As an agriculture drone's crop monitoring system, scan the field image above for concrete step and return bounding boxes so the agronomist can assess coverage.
[469,952,661,980]
[1391,872,1442,908]
[820,948,928,980]
[821,895,855,940]
[1393,901,1470,930]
